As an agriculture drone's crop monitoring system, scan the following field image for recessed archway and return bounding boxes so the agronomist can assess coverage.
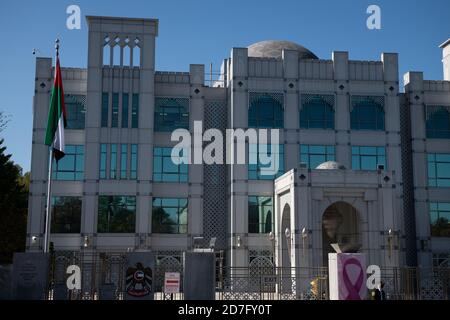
[280,204,291,293]
[322,201,361,266]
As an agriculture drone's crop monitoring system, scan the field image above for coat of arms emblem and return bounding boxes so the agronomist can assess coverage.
[125,262,153,297]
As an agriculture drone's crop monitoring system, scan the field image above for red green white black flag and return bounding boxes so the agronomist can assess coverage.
[44,55,67,161]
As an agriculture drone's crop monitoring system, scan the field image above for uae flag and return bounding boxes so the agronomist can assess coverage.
[44,55,67,161]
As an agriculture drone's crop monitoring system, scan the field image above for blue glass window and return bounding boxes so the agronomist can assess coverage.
[111,93,119,128]
[428,153,450,187]
[300,145,335,169]
[351,146,386,170]
[248,93,284,128]
[429,202,450,237]
[99,144,107,179]
[350,96,385,130]
[248,144,284,180]
[131,94,139,128]
[152,198,188,234]
[97,196,136,233]
[300,94,334,129]
[130,144,138,179]
[52,145,84,180]
[122,93,129,128]
[51,196,82,233]
[248,196,273,234]
[153,147,188,182]
[65,94,85,129]
[120,144,127,179]
[154,97,189,132]
[110,144,117,179]
[101,93,109,127]
[426,106,450,139]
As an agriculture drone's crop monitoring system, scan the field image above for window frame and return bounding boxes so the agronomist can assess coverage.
[152,197,188,234]
[52,145,84,181]
[299,94,335,129]
[97,195,136,233]
[351,146,386,170]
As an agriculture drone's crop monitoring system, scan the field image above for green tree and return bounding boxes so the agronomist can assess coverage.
[0,139,28,264]
[0,111,10,133]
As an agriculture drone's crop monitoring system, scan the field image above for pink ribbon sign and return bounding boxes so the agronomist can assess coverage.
[341,257,364,300]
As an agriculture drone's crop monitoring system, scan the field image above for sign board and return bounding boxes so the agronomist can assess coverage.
[164,272,180,294]
[11,252,49,300]
[125,252,155,300]
[328,253,366,300]
[183,252,215,300]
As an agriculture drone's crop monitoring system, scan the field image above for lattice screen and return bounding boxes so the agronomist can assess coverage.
[300,93,335,110]
[350,95,385,111]
[249,92,284,109]
[203,100,228,249]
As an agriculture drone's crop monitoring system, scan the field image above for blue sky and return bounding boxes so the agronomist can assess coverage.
[0,0,449,171]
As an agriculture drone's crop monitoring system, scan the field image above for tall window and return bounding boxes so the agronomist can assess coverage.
[111,93,119,128]
[350,96,385,130]
[99,144,107,179]
[154,97,189,132]
[97,196,136,233]
[110,144,117,179]
[51,196,82,233]
[428,153,450,187]
[351,146,386,170]
[131,94,139,128]
[300,94,334,129]
[248,144,284,180]
[426,106,450,139]
[101,93,109,127]
[152,198,188,234]
[153,147,188,182]
[122,93,129,128]
[248,92,283,128]
[52,145,84,180]
[300,145,335,169]
[65,94,85,129]
[248,196,273,234]
[99,144,137,180]
[131,144,138,179]
[430,202,450,237]
[120,144,127,179]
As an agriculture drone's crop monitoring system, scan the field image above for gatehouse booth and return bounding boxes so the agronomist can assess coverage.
[273,162,401,296]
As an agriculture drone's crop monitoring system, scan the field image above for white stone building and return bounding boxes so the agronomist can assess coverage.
[26,16,450,270]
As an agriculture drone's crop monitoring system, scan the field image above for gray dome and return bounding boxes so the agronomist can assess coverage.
[315,161,346,170]
[248,40,318,60]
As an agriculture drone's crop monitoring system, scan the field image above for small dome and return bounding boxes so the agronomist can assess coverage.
[315,161,346,170]
[248,40,318,60]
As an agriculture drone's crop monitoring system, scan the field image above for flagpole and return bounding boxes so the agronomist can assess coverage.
[43,38,60,253]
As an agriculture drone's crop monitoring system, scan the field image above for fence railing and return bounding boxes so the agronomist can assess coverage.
[40,251,450,300]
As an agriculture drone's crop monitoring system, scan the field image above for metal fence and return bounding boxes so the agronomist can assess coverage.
[43,251,450,300]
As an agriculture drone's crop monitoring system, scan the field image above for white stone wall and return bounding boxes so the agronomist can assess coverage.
[404,71,450,267]
[229,47,404,268]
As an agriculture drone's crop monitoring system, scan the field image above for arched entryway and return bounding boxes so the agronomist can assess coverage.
[322,202,361,266]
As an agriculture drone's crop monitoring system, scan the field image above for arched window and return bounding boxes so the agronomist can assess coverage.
[132,38,141,67]
[426,106,450,139]
[248,93,283,128]
[300,94,334,129]
[102,36,111,66]
[123,38,131,67]
[350,96,385,130]
[112,37,120,66]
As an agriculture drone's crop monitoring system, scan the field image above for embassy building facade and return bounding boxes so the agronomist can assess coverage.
[27,16,450,271]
